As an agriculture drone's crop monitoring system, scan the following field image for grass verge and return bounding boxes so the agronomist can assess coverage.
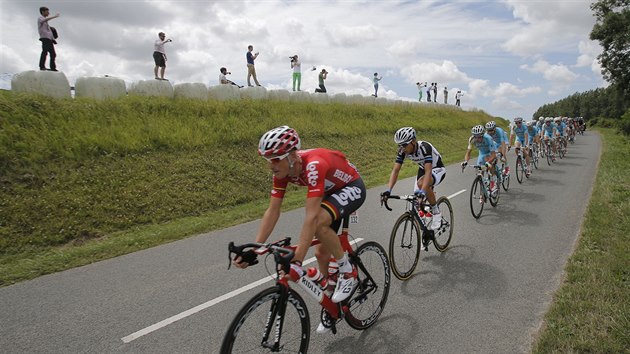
[532,128,629,353]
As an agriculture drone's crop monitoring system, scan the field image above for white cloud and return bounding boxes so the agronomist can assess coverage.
[492,82,541,97]
[520,60,578,84]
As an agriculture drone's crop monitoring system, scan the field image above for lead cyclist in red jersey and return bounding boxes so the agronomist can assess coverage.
[233,125,365,305]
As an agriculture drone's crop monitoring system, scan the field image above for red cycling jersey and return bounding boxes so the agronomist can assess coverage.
[271,148,361,199]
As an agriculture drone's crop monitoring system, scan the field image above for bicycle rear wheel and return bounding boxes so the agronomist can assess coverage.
[433,196,453,252]
[516,156,524,183]
[501,169,510,191]
[489,178,500,207]
[388,212,421,280]
[546,144,552,165]
[469,176,485,219]
[532,147,539,169]
[345,241,390,330]
[220,286,310,354]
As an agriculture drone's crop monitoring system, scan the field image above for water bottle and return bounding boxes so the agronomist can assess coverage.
[326,258,338,296]
[306,267,327,290]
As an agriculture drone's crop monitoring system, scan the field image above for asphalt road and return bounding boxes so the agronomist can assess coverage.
[0,132,600,353]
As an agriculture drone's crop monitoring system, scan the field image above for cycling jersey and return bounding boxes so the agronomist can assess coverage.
[512,124,527,144]
[488,127,507,146]
[527,126,538,144]
[542,123,556,138]
[556,122,567,136]
[271,148,361,199]
[395,141,444,168]
[468,134,497,154]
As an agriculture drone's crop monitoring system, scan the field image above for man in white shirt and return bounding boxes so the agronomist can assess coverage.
[153,32,172,80]
[37,7,60,71]
[219,67,242,88]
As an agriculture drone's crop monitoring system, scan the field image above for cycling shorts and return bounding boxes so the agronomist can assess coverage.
[515,137,526,146]
[321,178,366,233]
[544,132,554,139]
[415,166,446,193]
[477,152,492,166]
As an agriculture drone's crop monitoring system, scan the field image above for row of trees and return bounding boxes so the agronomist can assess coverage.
[533,0,629,135]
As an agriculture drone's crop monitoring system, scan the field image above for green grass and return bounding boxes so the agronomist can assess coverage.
[532,128,629,353]
[0,90,498,285]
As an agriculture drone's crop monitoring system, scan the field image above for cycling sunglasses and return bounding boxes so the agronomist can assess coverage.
[262,151,290,163]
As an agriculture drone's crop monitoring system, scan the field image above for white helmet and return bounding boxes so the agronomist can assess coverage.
[545,117,552,122]
[526,121,533,127]
[394,127,416,145]
[485,121,496,130]
[471,125,485,135]
[258,125,301,157]
[514,117,523,123]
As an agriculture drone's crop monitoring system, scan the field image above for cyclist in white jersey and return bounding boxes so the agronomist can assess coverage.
[381,127,446,230]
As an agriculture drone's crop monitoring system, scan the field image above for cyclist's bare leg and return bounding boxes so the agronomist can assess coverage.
[313,208,344,267]
[416,176,436,205]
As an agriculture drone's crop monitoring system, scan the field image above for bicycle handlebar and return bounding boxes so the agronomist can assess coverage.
[228,237,294,271]
[381,194,422,212]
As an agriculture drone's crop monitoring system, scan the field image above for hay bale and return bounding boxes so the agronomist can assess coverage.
[268,89,291,101]
[240,86,268,100]
[208,84,240,101]
[174,82,208,100]
[311,92,330,104]
[74,76,126,100]
[128,79,174,98]
[11,70,71,98]
[331,93,347,103]
[290,91,312,103]
[375,97,388,105]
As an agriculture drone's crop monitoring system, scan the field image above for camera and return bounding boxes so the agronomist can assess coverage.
[289,55,297,62]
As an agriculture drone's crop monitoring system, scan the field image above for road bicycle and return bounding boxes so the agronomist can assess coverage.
[528,143,539,170]
[544,138,555,166]
[514,146,530,183]
[496,154,510,192]
[464,164,500,219]
[220,216,390,353]
[380,192,453,280]
[557,136,566,159]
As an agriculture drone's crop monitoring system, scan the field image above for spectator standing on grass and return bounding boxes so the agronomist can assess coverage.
[315,68,328,93]
[426,83,432,102]
[219,67,242,88]
[153,32,172,80]
[433,82,438,102]
[416,82,424,102]
[291,55,301,91]
[455,90,463,106]
[372,73,382,97]
[443,86,448,104]
[38,6,60,71]
[246,45,261,87]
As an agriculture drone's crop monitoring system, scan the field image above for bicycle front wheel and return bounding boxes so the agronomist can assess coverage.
[546,144,552,165]
[433,196,453,252]
[346,241,391,330]
[388,212,421,280]
[469,175,485,219]
[220,286,310,354]
[516,156,524,183]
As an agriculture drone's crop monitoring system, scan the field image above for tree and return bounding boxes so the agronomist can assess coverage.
[590,0,630,95]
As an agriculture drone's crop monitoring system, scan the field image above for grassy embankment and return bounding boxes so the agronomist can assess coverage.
[533,128,629,353]
[0,90,494,285]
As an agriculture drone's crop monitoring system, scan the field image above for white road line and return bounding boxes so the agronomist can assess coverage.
[448,189,466,199]
[121,237,364,343]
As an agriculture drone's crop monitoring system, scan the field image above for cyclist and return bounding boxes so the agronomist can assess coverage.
[380,127,446,230]
[233,125,365,305]
[555,117,567,152]
[540,117,557,161]
[509,117,531,177]
[485,121,508,178]
[526,120,540,159]
[462,125,499,194]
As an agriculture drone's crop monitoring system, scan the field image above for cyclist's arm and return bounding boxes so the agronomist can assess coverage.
[255,197,283,243]
[386,162,403,191]
[463,147,472,163]
[294,196,323,262]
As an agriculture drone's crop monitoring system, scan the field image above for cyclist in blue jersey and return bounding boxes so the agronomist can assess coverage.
[555,117,567,151]
[485,121,508,177]
[526,120,540,148]
[462,125,499,194]
[381,127,446,230]
[540,117,557,161]
[509,117,531,176]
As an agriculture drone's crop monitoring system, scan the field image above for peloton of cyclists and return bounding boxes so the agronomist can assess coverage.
[380,127,446,231]
[509,117,531,177]
[462,125,499,195]
[233,125,364,307]
[540,117,558,161]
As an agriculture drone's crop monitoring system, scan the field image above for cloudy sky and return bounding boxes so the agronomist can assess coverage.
[0,0,605,120]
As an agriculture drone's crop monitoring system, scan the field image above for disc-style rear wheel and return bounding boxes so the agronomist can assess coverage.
[388,212,420,280]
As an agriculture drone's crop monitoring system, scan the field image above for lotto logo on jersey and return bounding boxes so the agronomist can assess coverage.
[331,186,362,206]
[306,161,320,186]
[333,169,353,183]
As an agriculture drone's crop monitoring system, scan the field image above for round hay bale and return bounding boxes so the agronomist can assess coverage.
[290,91,312,103]
[74,76,126,100]
[268,89,291,101]
[208,84,240,101]
[174,82,208,100]
[11,70,71,98]
[240,86,268,100]
[331,93,347,103]
[128,79,174,98]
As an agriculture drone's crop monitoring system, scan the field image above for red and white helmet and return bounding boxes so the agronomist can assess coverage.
[258,125,301,157]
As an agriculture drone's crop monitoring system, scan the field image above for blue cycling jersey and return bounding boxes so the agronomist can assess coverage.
[527,126,538,143]
[468,133,497,155]
[488,127,507,145]
[557,122,567,136]
[512,124,527,141]
[542,122,556,136]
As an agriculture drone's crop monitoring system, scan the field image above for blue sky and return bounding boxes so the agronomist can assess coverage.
[0,0,605,120]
